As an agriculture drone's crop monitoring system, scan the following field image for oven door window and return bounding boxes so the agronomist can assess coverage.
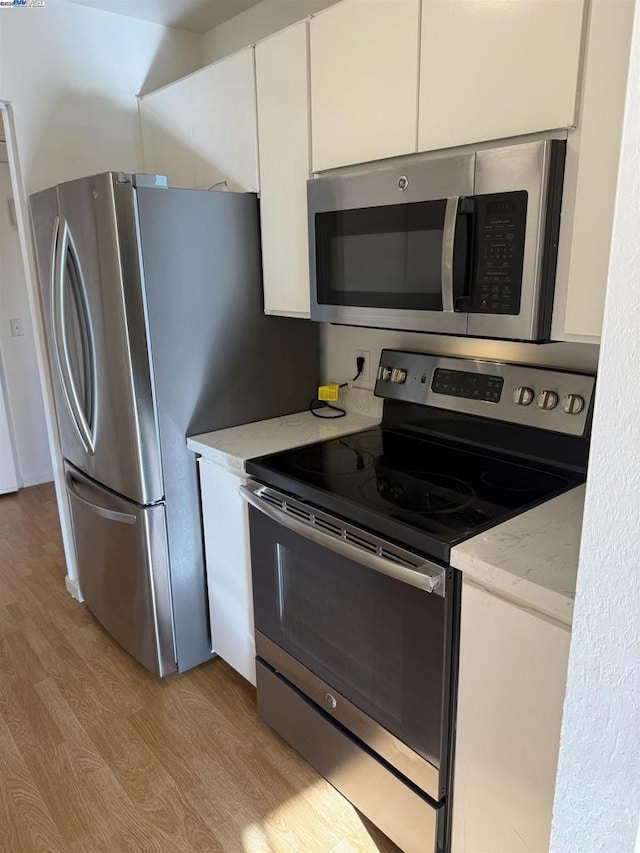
[250,509,447,771]
[315,199,449,311]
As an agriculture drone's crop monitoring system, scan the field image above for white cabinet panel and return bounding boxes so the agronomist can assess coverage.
[198,459,256,686]
[190,49,259,193]
[256,22,311,317]
[419,0,584,152]
[139,78,196,189]
[310,0,420,171]
[552,0,635,341]
[452,581,570,853]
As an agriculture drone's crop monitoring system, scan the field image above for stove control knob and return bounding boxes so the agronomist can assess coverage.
[562,394,585,415]
[537,390,559,410]
[378,366,392,381]
[513,386,534,406]
[391,368,408,384]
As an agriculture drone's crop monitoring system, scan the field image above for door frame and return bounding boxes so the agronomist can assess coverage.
[0,99,82,601]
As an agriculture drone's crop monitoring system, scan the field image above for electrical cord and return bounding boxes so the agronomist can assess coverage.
[309,356,365,419]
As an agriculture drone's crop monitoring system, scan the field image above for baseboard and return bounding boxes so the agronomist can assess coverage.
[21,470,54,488]
[65,575,84,603]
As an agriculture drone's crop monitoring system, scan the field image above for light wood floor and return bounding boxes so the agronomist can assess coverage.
[0,484,401,853]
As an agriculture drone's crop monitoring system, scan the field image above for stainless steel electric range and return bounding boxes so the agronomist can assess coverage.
[241,350,595,853]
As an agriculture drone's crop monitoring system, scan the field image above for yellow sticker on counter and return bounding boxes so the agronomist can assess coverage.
[318,384,339,402]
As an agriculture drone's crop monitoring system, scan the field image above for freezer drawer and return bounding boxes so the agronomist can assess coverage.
[65,464,176,676]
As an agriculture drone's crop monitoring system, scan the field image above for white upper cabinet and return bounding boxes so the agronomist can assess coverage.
[310,0,420,172]
[256,22,312,317]
[191,49,259,193]
[418,0,585,152]
[552,0,635,342]
[139,48,259,193]
[139,77,195,189]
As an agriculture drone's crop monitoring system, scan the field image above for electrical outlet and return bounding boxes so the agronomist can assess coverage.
[355,350,370,383]
[9,317,23,337]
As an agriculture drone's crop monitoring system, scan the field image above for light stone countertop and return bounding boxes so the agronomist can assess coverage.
[451,484,586,627]
[187,411,381,475]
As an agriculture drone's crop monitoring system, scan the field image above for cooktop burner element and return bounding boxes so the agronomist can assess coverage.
[478,467,567,496]
[361,471,477,516]
[246,350,594,563]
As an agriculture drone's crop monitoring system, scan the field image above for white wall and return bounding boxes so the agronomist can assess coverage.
[201,0,339,63]
[0,163,51,486]
[0,0,202,492]
[551,0,640,848]
[0,0,202,195]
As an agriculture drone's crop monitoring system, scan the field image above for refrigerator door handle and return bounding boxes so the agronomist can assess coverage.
[52,215,97,455]
[65,469,136,525]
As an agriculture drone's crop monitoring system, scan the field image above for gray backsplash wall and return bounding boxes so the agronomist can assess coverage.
[321,324,600,419]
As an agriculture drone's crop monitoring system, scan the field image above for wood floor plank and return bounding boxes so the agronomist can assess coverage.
[0,483,400,852]
[0,716,68,852]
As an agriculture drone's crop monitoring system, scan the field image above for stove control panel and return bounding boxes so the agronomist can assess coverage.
[431,368,504,403]
[375,349,596,436]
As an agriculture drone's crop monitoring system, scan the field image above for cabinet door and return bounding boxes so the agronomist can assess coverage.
[419,0,585,152]
[310,0,420,172]
[190,49,259,193]
[256,22,311,317]
[452,581,570,853]
[552,0,635,341]
[198,459,256,686]
[139,77,196,188]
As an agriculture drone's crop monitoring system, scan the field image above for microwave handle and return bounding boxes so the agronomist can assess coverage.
[441,196,459,313]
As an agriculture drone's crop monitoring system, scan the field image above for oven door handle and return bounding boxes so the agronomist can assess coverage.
[240,484,445,596]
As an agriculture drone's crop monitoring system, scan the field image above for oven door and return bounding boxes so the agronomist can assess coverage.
[243,483,456,804]
[308,153,474,335]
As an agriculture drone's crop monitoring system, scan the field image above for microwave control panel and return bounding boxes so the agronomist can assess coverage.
[471,191,527,316]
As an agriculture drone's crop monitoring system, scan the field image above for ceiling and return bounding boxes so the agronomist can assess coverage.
[66,0,262,35]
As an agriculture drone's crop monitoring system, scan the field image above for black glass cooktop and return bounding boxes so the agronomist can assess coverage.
[246,428,584,561]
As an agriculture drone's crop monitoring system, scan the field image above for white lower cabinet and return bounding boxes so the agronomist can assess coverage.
[452,580,570,853]
[198,458,256,686]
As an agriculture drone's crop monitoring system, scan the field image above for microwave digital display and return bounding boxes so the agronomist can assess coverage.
[486,199,516,215]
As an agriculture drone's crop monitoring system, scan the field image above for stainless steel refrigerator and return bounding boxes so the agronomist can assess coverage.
[30,172,320,677]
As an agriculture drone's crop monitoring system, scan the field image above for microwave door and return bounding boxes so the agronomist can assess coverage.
[308,154,474,335]
[310,198,469,336]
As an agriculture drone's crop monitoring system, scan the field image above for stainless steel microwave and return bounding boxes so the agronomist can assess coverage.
[307,139,566,342]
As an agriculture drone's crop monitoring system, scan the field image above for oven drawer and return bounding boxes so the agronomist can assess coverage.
[257,659,443,853]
